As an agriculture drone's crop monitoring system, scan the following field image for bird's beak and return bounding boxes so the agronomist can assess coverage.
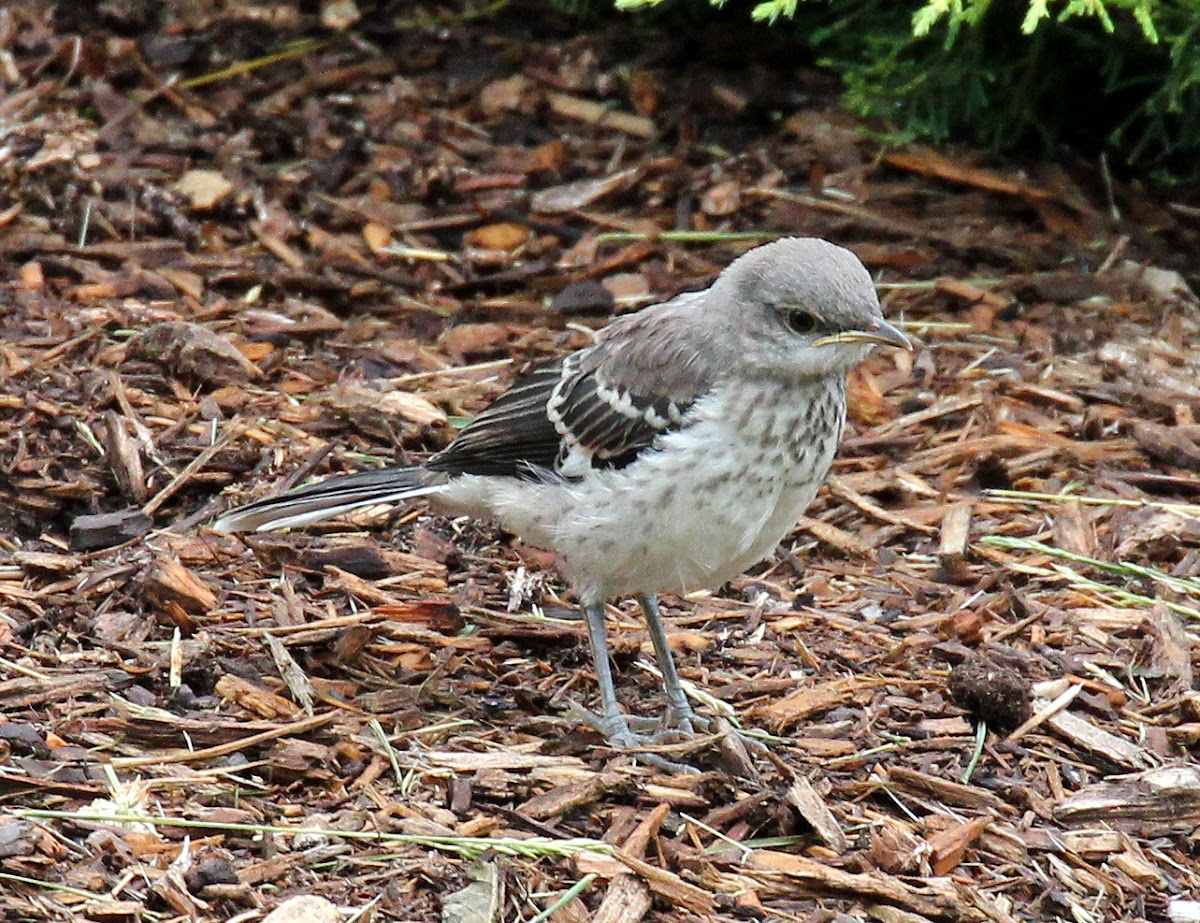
[814,319,913,351]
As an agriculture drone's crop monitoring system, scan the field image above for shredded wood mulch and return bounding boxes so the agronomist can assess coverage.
[3,3,1200,922]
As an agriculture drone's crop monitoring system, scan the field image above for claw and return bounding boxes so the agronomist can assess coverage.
[606,728,701,774]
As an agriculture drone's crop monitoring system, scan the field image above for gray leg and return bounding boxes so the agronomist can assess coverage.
[579,602,695,773]
[638,594,698,733]
[583,603,628,740]
[636,597,765,777]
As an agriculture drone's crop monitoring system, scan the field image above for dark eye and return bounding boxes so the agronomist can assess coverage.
[785,310,817,335]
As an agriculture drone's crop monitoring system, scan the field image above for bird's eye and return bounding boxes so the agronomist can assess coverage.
[785,310,817,335]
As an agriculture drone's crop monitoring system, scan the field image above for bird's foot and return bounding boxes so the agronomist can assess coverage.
[673,710,768,756]
[607,726,702,774]
[569,705,702,773]
[576,706,698,744]
[661,705,771,778]
[618,711,699,740]
[569,703,766,776]
[582,703,767,749]
[617,713,678,738]
[666,704,701,735]
[617,716,765,778]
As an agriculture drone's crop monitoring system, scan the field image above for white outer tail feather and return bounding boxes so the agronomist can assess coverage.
[212,468,440,533]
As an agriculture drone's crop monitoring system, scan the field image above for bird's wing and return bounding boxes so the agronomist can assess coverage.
[427,292,717,480]
[426,360,567,477]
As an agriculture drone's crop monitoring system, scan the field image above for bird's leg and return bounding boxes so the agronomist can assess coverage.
[579,602,695,772]
[582,602,631,743]
[638,595,769,773]
[575,601,761,777]
[637,594,699,734]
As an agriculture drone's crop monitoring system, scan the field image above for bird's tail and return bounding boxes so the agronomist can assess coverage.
[211,466,442,533]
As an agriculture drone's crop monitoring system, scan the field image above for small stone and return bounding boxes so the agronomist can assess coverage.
[466,222,530,251]
[184,855,240,892]
[128,321,259,386]
[700,180,741,216]
[550,279,614,315]
[262,895,340,923]
[70,509,153,551]
[175,169,233,210]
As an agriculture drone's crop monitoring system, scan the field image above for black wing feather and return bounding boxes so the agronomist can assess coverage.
[426,361,565,477]
[552,373,682,467]
[426,354,696,480]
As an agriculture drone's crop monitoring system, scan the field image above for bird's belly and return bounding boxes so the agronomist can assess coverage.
[723,480,823,577]
[440,377,843,603]
[580,469,784,599]
[555,423,835,600]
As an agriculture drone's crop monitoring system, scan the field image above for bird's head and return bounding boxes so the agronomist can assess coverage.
[712,237,912,380]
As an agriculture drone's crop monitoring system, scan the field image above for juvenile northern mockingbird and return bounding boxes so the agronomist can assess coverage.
[214,237,911,763]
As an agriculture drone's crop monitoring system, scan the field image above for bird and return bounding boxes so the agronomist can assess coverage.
[213,237,912,766]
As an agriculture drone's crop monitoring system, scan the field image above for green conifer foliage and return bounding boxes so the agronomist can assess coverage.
[557,0,1200,179]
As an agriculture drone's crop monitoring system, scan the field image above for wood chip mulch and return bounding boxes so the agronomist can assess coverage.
[2,3,1200,921]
